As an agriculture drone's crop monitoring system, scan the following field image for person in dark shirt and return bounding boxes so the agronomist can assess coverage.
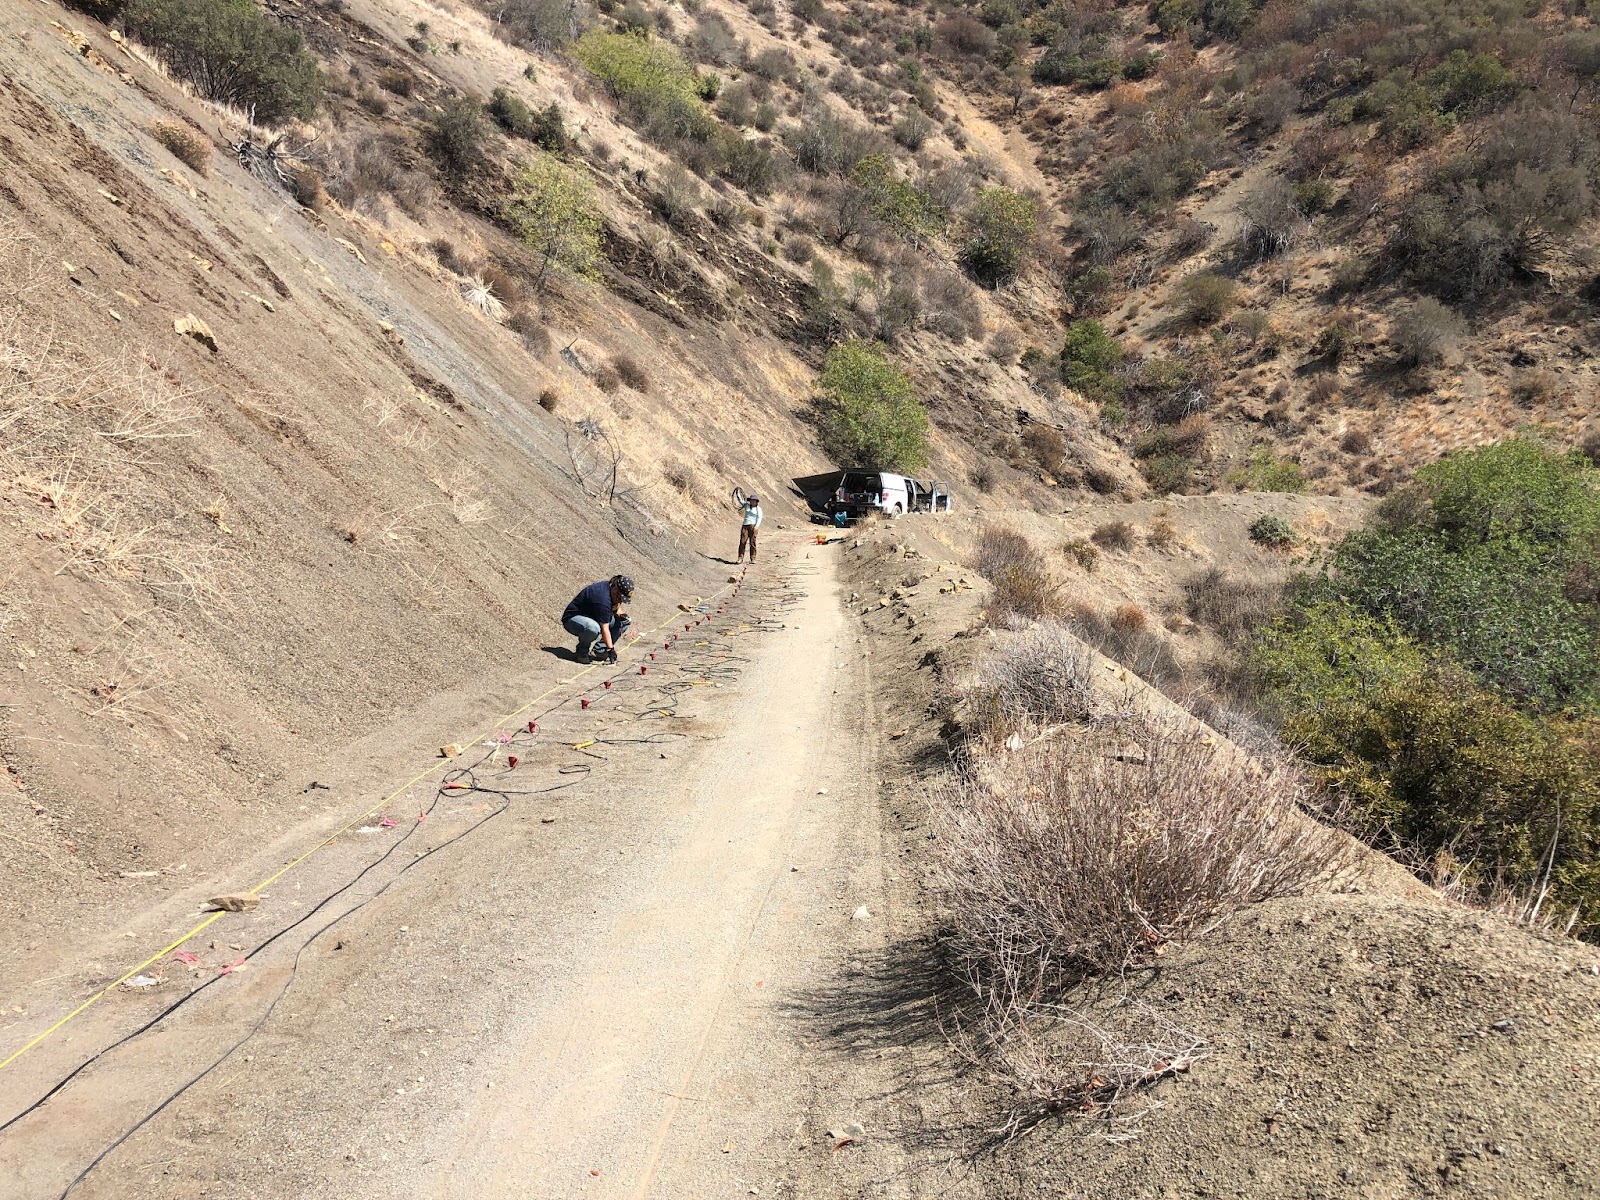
[562,575,634,663]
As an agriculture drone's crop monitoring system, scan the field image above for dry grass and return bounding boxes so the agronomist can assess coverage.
[462,274,509,322]
[429,475,493,525]
[934,728,1353,1017]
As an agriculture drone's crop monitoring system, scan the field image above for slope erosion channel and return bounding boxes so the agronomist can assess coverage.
[0,540,924,1199]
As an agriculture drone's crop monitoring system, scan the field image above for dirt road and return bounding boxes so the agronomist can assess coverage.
[0,540,943,1199]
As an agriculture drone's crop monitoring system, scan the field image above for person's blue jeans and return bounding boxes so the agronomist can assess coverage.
[563,614,629,657]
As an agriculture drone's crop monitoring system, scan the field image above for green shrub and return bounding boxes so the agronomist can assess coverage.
[1231,447,1305,493]
[1032,50,1085,86]
[424,96,488,177]
[502,153,603,287]
[1141,454,1195,495]
[574,30,714,143]
[815,340,930,471]
[1080,56,1122,89]
[1320,439,1600,709]
[1060,319,1123,403]
[123,0,322,124]
[1427,50,1518,115]
[957,188,1040,287]
[1064,265,1113,316]
[1173,271,1238,324]
[1252,603,1600,932]
[487,88,568,152]
[1248,513,1296,545]
[849,155,947,244]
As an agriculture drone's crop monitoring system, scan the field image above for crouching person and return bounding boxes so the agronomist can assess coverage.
[562,574,634,663]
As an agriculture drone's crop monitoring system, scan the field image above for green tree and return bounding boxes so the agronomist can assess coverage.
[958,187,1040,286]
[124,0,322,123]
[815,341,930,471]
[503,154,604,288]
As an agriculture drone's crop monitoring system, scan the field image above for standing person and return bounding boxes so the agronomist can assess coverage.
[738,493,763,563]
[561,574,633,663]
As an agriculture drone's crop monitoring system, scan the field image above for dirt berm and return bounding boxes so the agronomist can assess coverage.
[838,513,1600,1200]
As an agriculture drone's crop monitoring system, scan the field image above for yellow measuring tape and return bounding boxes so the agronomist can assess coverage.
[0,577,740,1072]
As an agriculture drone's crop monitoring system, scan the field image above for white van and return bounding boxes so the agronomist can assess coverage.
[794,470,954,522]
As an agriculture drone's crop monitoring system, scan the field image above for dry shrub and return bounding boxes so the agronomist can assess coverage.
[594,364,622,393]
[934,730,1351,1012]
[993,561,1062,621]
[1510,368,1561,408]
[975,526,1061,621]
[507,308,552,356]
[1110,603,1148,633]
[1021,423,1067,474]
[613,354,650,393]
[968,621,1103,738]
[1391,298,1465,369]
[324,133,436,217]
[150,121,210,175]
[1063,537,1099,571]
[286,165,326,211]
[537,387,560,411]
[1090,520,1135,551]
[1581,428,1600,467]
[1181,566,1282,644]
[479,263,526,307]
[1307,374,1340,407]
[663,459,693,493]
[1064,603,1182,684]
[1145,509,1178,549]
[1340,427,1372,455]
[974,524,1036,579]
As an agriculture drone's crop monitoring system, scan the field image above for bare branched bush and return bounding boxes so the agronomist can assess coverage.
[981,1001,1207,1140]
[935,731,1352,1015]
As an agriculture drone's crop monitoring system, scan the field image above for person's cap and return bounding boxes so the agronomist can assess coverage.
[612,574,636,598]
[748,494,760,503]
